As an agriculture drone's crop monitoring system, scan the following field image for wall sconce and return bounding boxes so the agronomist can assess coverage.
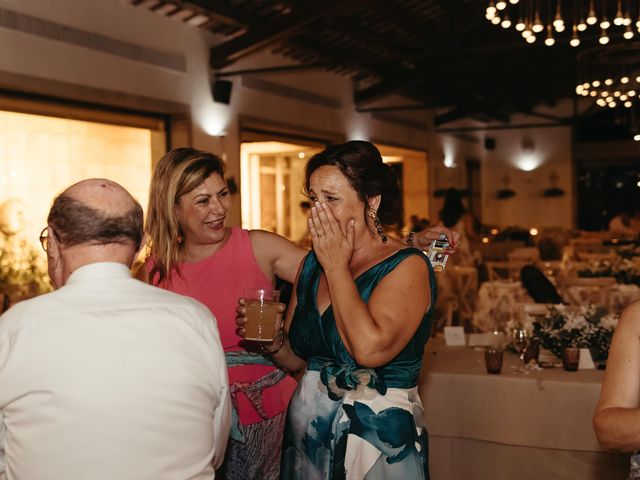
[543,171,565,197]
[497,173,516,199]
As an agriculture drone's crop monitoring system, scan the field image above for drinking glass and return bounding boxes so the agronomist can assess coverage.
[512,327,530,372]
[243,288,280,342]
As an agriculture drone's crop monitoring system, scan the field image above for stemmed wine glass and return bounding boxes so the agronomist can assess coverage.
[512,327,530,373]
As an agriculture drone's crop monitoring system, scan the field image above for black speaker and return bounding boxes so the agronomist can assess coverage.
[212,79,232,104]
[484,137,496,150]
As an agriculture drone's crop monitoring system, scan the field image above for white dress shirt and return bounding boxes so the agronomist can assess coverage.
[0,262,230,480]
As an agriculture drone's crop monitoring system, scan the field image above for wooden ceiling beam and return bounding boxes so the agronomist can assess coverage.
[184,0,253,28]
[209,0,372,69]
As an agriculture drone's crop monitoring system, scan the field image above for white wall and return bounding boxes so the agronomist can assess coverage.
[424,107,574,229]
[0,0,432,225]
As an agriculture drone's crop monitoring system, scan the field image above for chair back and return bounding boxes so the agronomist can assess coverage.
[451,266,478,324]
[558,276,616,310]
[507,247,540,263]
[486,260,530,282]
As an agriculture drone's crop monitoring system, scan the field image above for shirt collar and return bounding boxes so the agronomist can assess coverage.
[65,262,132,285]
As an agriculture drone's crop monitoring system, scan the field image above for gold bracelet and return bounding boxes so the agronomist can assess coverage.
[259,330,285,355]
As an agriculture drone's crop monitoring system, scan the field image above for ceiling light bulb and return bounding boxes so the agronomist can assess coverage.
[634,134,640,141]
[590,91,597,97]
[487,0,496,14]
[576,85,584,94]
[592,80,601,87]
[609,101,617,107]
[624,16,632,26]
[621,94,629,101]
[486,11,496,19]
[622,76,630,84]
[605,78,613,86]
[545,25,555,46]
[614,1,624,25]
[516,19,526,30]
[501,16,512,28]
[597,98,607,106]
[628,89,636,96]
[496,1,507,10]
[636,75,640,82]
[522,28,532,38]
[600,32,610,44]
[614,91,621,97]
[553,2,564,28]
[526,34,536,43]
[570,25,580,46]
[577,20,587,31]
[606,96,614,102]
[624,26,634,39]
[491,15,501,25]
[625,101,633,107]
[555,23,565,32]
[533,11,544,32]
[601,17,611,29]
[587,0,598,25]
[509,0,519,3]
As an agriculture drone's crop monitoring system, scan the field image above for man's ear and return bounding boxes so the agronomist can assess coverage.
[129,240,146,270]
[46,230,64,289]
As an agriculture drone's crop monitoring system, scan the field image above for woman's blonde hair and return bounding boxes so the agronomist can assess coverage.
[146,147,225,285]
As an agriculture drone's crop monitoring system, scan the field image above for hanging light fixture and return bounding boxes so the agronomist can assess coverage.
[486,0,637,47]
[576,44,640,138]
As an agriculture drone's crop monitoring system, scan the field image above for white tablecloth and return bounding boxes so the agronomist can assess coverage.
[419,338,628,479]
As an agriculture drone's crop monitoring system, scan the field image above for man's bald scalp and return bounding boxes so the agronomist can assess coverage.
[47,179,143,250]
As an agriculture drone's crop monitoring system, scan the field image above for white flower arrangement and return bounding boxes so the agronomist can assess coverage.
[530,304,619,360]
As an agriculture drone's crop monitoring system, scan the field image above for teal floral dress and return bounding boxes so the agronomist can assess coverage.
[281,248,436,479]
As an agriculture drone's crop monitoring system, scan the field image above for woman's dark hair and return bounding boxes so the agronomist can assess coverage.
[439,187,466,228]
[304,141,401,226]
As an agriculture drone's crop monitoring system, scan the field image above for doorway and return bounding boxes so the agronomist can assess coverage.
[240,141,322,244]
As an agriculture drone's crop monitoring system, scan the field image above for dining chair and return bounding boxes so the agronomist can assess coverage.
[451,265,478,327]
[507,247,540,263]
[485,260,530,282]
[558,276,617,310]
[575,251,617,263]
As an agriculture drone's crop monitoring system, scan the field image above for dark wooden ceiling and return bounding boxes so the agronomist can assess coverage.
[125,0,640,138]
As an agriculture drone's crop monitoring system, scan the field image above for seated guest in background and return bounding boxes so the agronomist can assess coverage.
[593,299,640,478]
[140,147,458,480]
[439,187,478,266]
[0,179,230,480]
[609,209,637,238]
[237,141,437,479]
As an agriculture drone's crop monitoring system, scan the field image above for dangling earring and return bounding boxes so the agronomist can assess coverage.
[373,213,388,244]
[177,234,183,245]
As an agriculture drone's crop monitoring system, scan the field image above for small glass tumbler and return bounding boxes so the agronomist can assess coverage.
[484,348,504,374]
[562,347,580,372]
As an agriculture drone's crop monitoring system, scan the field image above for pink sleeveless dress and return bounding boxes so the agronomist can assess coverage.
[146,227,296,425]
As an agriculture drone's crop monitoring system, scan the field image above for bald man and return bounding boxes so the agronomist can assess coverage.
[0,179,230,480]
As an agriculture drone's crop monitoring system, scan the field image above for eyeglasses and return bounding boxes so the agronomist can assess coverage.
[39,226,49,252]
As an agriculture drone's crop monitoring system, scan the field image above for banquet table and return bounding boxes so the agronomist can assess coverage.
[419,338,629,480]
